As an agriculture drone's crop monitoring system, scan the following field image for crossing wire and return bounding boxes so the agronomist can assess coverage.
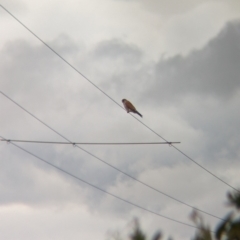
[1,4,238,194]
[0,91,225,221]
[0,139,180,145]
[0,134,217,233]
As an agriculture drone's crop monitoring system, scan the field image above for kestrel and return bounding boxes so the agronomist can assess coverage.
[122,99,142,118]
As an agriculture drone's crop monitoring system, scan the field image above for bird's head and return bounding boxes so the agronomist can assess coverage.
[122,99,126,103]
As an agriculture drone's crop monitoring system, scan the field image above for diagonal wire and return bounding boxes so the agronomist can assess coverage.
[0,134,216,232]
[0,90,225,221]
[0,4,122,109]
[133,116,240,194]
[1,4,239,194]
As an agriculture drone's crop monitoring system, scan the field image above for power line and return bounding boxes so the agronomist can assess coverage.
[0,91,225,221]
[0,139,180,145]
[0,134,216,233]
[0,4,121,109]
[1,4,238,194]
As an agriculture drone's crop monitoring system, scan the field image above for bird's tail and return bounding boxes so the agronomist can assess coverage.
[134,110,142,118]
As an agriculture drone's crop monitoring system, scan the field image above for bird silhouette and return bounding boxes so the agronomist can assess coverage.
[122,99,142,118]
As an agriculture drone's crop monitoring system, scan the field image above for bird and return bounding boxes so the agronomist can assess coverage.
[122,99,142,117]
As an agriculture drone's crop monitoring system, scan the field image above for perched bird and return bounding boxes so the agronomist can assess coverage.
[122,99,142,118]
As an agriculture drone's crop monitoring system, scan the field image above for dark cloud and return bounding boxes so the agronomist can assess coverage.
[93,39,143,63]
[144,21,240,105]
[0,20,239,240]
[135,0,208,15]
[85,39,151,100]
[136,21,240,167]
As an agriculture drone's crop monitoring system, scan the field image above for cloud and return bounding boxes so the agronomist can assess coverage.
[0,17,240,240]
[0,1,26,14]
[137,21,240,171]
[93,39,143,62]
[134,0,240,17]
[144,21,240,105]
[0,204,124,240]
[136,0,208,15]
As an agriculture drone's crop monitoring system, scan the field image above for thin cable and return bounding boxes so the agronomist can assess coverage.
[0,134,216,232]
[1,5,238,194]
[0,4,122,109]
[172,145,240,193]
[132,117,240,194]
[0,91,225,221]
[0,139,180,145]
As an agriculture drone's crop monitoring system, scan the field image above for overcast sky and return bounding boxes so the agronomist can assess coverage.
[0,1,240,240]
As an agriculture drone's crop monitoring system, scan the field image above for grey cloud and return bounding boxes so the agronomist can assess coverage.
[0,36,98,119]
[144,21,240,105]
[2,3,240,240]
[49,34,81,57]
[133,0,209,15]
[0,141,128,208]
[93,39,143,64]
[0,21,239,234]
[139,21,240,166]
[1,1,26,14]
[86,39,151,99]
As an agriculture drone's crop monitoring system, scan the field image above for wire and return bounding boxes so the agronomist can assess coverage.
[0,91,225,221]
[0,139,180,145]
[0,134,216,233]
[0,4,122,109]
[134,114,240,193]
[1,4,238,194]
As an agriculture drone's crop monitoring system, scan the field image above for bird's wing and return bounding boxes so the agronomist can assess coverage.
[125,101,136,111]
[123,102,128,111]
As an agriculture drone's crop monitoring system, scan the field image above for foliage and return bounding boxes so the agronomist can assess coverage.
[129,219,161,240]
[227,191,240,211]
[190,190,240,240]
[108,190,240,240]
